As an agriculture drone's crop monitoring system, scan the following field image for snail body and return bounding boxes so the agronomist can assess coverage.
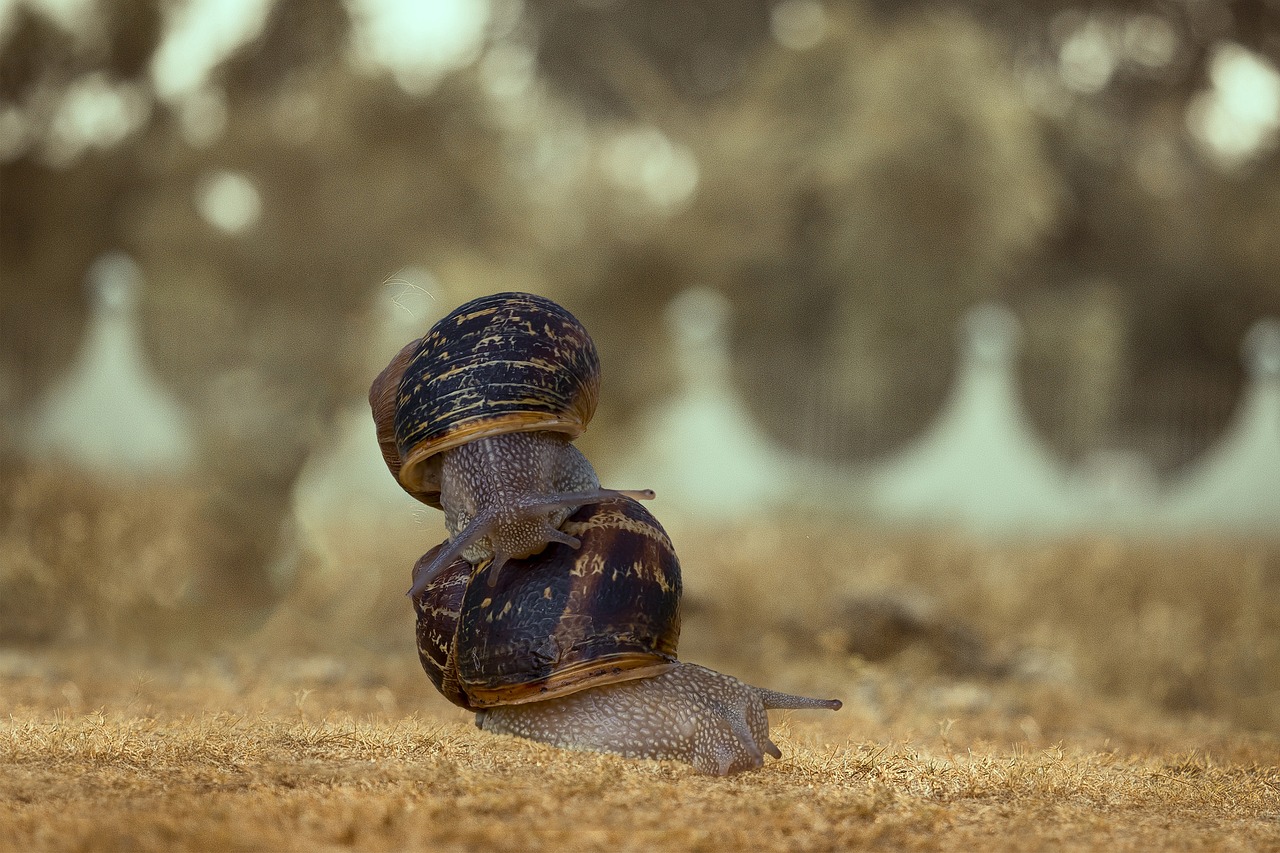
[476,663,833,776]
[370,292,652,595]
[412,498,841,775]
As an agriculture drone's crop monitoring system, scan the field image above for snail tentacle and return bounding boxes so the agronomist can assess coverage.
[433,433,654,582]
[514,487,657,514]
[407,485,659,596]
[754,687,844,712]
[406,512,491,597]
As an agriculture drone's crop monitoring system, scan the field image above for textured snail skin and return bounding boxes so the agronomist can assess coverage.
[444,433,605,559]
[476,662,841,776]
[407,433,653,597]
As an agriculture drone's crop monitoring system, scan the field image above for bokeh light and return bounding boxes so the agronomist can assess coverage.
[195,170,263,234]
[1187,42,1280,169]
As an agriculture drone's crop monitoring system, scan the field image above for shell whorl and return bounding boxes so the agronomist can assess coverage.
[392,292,600,501]
[412,497,681,711]
[411,550,472,707]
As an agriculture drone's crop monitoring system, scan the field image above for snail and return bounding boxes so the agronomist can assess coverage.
[413,497,842,775]
[369,292,653,595]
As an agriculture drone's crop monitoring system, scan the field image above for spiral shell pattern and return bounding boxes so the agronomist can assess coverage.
[411,497,681,710]
[392,292,600,500]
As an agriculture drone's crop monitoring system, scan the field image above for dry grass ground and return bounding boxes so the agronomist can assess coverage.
[3,462,1280,850]
[2,647,1278,852]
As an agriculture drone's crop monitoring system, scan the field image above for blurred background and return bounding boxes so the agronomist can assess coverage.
[1,0,1278,735]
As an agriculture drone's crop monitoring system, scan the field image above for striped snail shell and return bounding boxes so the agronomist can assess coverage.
[414,497,679,709]
[412,497,841,776]
[373,291,601,504]
[370,292,653,596]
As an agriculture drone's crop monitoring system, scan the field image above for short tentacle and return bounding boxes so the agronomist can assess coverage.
[483,552,513,590]
[712,698,764,768]
[482,526,581,588]
[543,528,581,549]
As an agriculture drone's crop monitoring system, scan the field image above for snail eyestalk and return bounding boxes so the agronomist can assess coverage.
[516,487,656,514]
[754,688,843,712]
[408,522,485,598]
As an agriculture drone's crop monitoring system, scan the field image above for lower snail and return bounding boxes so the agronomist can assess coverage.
[413,497,842,775]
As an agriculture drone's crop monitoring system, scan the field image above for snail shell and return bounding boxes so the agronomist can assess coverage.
[413,497,841,775]
[371,291,600,509]
[413,497,680,709]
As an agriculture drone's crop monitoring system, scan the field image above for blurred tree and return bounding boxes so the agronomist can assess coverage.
[3,0,1280,518]
[1,0,531,609]
[502,0,1280,466]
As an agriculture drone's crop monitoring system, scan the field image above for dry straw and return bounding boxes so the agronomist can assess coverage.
[2,458,1279,850]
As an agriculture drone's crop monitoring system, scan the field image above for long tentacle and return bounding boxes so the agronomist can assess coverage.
[517,488,655,514]
[406,512,495,598]
[754,687,843,712]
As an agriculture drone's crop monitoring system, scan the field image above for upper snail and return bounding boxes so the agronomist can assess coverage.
[369,292,654,595]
